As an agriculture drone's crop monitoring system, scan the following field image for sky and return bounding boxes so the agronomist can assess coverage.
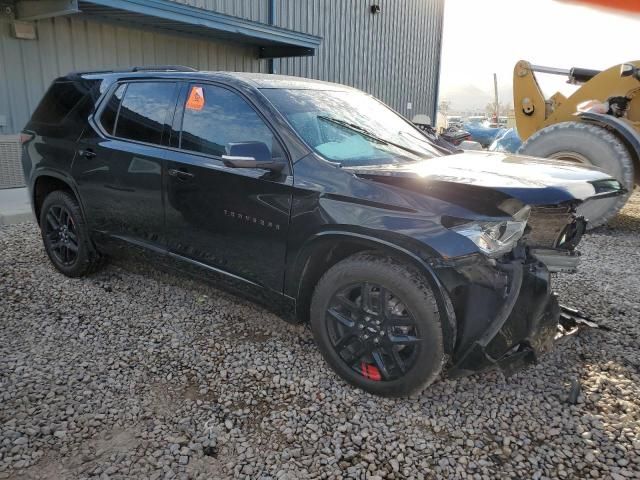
[438,0,640,113]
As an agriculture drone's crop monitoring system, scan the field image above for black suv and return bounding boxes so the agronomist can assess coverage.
[22,66,623,397]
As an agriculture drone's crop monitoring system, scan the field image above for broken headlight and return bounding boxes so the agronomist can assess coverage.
[446,207,530,258]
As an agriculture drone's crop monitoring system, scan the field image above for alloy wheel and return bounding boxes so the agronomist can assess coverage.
[44,205,79,266]
[325,283,421,381]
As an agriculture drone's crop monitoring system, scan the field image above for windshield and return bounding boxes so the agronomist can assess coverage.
[261,88,443,166]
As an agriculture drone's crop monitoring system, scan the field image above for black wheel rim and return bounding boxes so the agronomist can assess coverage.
[44,205,79,266]
[326,283,421,382]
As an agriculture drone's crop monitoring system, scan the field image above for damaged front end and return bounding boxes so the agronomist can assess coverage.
[348,151,624,379]
[438,203,588,378]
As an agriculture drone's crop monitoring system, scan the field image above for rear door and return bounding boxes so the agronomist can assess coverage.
[163,82,293,293]
[73,80,179,250]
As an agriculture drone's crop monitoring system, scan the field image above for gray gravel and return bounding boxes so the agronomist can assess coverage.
[1,194,640,480]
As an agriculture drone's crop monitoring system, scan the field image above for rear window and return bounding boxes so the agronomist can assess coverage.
[31,82,86,124]
[99,81,177,145]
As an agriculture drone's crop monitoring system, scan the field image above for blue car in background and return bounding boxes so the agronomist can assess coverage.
[489,128,523,153]
[462,121,506,148]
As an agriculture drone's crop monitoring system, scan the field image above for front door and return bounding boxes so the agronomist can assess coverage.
[163,82,292,293]
[74,80,179,250]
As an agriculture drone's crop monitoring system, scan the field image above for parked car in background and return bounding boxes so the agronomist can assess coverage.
[485,116,509,128]
[463,121,506,148]
[22,67,624,397]
[465,115,487,124]
[446,115,464,129]
[489,127,523,153]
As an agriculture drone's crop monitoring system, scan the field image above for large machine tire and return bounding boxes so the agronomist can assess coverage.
[518,121,634,229]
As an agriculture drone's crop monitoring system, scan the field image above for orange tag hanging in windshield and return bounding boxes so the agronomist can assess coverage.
[186,86,205,111]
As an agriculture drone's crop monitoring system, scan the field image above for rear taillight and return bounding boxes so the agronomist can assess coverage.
[20,132,34,144]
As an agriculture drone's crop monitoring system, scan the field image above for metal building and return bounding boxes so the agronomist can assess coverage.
[0,0,444,188]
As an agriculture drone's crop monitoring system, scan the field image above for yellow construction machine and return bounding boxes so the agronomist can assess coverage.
[514,60,640,227]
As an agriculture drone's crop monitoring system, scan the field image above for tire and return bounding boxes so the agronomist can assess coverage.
[518,121,634,228]
[39,190,104,277]
[310,252,444,397]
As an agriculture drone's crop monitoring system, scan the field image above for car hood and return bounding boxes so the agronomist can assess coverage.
[346,150,624,207]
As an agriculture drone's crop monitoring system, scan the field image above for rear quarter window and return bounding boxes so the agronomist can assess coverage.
[31,81,87,125]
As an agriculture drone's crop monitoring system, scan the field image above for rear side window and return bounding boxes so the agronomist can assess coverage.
[179,84,283,159]
[100,81,177,145]
[31,81,86,124]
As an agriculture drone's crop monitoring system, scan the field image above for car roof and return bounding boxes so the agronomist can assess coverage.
[65,68,358,92]
[210,72,357,91]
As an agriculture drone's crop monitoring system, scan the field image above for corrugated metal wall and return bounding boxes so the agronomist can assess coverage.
[273,0,444,119]
[0,17,264,134]
[172,0,445,119]
[0,0,443,135]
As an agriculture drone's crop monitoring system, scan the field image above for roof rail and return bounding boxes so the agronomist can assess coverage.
[71,65,198,76]
[130,65,198,72]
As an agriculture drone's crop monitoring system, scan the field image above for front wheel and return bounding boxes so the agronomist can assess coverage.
[310,253,444,397]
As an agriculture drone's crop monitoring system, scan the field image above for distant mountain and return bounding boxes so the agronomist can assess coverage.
[439,83,514,115]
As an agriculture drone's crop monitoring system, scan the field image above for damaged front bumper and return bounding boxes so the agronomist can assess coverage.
[530,248,581,274]
[438,252,562,378]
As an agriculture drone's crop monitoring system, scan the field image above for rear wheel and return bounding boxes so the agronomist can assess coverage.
[310,253,444,397]
[40,190,104,277]
[519,121,634,228]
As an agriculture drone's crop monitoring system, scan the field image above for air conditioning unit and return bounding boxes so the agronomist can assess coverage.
[0,135,25,189]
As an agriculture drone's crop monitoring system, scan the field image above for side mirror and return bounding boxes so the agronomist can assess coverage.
[221,141,285,172]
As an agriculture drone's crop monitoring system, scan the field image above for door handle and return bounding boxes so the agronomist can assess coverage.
[168,168,194,180]
[78,148,96,159]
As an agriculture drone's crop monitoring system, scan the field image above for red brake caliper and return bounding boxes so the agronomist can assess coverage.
[360,362,381,381]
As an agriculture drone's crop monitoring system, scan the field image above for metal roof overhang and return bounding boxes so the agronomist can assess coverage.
[75,0,322,58]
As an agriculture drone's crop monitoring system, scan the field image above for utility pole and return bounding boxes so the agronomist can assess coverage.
[493,73,499,123]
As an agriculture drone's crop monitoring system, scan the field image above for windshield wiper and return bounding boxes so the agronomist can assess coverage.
[316,115,425,158]
[398,130,458,156]
[317,115,387,143]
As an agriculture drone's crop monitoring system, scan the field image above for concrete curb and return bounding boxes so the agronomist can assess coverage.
[0,187,33,226]
[0,212,34,226]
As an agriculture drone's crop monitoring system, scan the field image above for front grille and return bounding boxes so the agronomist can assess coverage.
[524,205,575,248]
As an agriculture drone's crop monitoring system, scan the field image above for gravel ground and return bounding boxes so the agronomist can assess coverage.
[1,194,640,480]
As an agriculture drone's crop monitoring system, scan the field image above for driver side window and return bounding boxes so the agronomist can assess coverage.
[179,84,284,160]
